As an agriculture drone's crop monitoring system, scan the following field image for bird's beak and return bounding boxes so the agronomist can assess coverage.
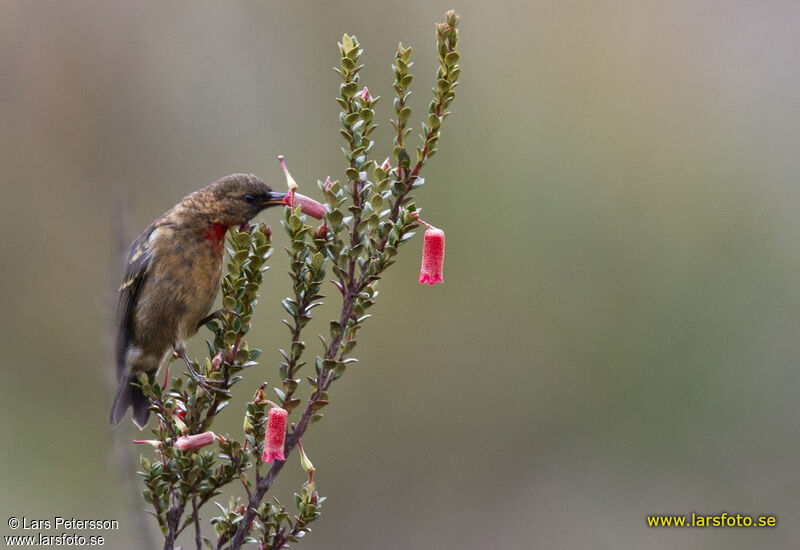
[263,191,288,206]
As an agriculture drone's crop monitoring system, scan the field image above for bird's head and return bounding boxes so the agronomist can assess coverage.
[194,173,288,227]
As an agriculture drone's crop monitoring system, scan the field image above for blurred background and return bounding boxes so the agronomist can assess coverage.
[2,1,800,548]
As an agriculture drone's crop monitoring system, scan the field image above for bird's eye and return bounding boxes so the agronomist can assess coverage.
[242,194,257,204]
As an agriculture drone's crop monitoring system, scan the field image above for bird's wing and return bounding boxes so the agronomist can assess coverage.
[114,224,156,381]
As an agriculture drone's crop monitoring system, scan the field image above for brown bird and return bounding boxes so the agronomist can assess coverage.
[110,174,289,428]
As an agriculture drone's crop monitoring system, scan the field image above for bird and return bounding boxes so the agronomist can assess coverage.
[110,174,289,428]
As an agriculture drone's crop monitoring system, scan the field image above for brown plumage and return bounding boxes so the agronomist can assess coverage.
[110,174,288,428]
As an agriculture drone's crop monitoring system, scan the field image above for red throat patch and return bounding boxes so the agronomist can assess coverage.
[204,223,228,249]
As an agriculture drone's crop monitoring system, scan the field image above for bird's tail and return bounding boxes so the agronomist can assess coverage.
[110,376,150,429]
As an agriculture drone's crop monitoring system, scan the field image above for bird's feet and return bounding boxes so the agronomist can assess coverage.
[175,348,229,398]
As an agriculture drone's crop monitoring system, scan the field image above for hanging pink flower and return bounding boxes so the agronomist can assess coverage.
[418,227,445,285]
[174,431,217,452]
[284,192,326,219]
[262,407,288,463]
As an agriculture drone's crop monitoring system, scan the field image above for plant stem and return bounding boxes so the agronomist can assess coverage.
[164,492,183,550]
[193,497,202,550]
[228,460,286,549]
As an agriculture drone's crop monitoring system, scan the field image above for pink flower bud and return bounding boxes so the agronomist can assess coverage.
[174,431,217,452]
[211,352,223,369]
[323,176,333,191]
[418,227,445,285]
[262,408,288,463]
[174,401,187,422]
[361,87,371,102]
[380,157,391,172]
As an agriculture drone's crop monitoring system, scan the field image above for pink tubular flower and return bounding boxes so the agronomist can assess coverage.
[174,431,217,452]
[262,407,288,463]
[283,192,326,219]
[419,227,445,285]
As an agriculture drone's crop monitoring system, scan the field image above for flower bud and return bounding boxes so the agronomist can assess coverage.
[211,352,223,369]
[446,10,459,27]
[298,441,315,475]
[361,86,371,102]
[174,400,187,421]
[418,227,445,285]
[314,223,328,240]
[380,157,391,172]
[171,401,188,433]
[323,176,333,191]
[262,408,288,463]
[174,431,217,452]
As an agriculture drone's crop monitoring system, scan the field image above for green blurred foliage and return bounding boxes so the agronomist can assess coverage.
[2,1,800,549]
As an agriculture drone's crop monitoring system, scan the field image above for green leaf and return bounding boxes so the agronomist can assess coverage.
[342,34,355,53]
[310,400,329,411]
[329,321,344,340]
[341,82,359,98]
[235,232,251,247]
[223,296,237,311]
[445,51,460,66]
[289,215,302,232]
[397,148,411,168]
[327,209,344,226]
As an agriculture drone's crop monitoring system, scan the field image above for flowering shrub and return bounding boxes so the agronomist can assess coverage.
[133,11,460,550]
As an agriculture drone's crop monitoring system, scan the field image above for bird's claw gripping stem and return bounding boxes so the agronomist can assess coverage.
[176,348,229,398]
